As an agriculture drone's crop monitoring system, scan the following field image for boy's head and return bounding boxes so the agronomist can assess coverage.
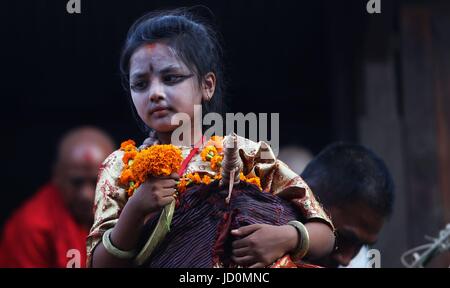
[301,143,394,267]
[120,9,225,135]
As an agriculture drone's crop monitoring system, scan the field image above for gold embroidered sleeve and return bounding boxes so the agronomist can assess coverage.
[86,150,128,267]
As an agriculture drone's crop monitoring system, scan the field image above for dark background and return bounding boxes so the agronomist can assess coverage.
[0,0,368,224]
[2,0,449,267]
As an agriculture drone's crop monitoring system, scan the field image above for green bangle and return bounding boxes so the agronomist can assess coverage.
[287,220,310,260]
[102,228,137,260]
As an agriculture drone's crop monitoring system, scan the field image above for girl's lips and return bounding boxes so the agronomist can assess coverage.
[149,106,171,117]
[152,109,170,118]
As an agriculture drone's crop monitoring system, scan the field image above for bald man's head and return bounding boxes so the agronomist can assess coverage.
[57,127,115,165]
[53,127,115,228]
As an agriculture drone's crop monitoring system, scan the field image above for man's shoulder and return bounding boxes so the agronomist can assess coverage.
[4,185,57,232]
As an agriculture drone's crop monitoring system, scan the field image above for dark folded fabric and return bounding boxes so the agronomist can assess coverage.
[140,181,302,268]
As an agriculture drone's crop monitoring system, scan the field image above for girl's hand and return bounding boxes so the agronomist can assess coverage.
[230,224,298,268]
[127,173,179,219]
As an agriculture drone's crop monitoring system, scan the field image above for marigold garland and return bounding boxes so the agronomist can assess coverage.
[118,136,262,197]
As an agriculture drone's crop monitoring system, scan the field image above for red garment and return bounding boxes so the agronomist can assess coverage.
[0,184,88,268]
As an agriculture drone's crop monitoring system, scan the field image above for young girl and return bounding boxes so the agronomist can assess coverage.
[87,9,335,268]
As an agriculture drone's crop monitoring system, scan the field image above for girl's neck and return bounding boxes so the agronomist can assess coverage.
[156,131,172,145]
[156,127,203,147]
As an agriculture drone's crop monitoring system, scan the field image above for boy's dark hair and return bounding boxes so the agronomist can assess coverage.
[120,8,225,134]
[301,143,395,218]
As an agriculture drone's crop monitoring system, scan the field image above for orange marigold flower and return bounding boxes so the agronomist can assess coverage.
[210,155,223,171]
[130,144,182,183]
[127,187,134,197]
[120,139,136,152]
[239,172,246,181]
[206,136,224,153]
[200,145,218,161]
[182,173,213,186]
[202,175,212,185]
[177,178,189,193]
[193,173,202,183]
[119,169,134,186]
[246,176,262,190]
[123,150,137,165]
[186,173,201,184]
[127,182,140,197]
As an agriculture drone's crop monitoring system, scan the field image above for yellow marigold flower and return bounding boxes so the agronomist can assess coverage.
[127,182,140,197]
[210,155,223,171]
[177,178,189,193]
[206,136,224,153]
[123,150,137,165]
[193,173,202,184]
[202,175,212,185]
[200,146,217,161]
[119,169,134,186]
[120,139,136,152]
[246,176,262,190]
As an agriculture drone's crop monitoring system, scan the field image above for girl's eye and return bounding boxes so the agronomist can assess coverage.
[163,75,185,84]
[131,80,148,91]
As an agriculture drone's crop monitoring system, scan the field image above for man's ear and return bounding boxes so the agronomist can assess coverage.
[201,72,216,102]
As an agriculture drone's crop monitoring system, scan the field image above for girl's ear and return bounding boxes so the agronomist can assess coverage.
[202,72,216,102]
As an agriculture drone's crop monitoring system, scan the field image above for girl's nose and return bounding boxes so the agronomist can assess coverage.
[149,81,166,102]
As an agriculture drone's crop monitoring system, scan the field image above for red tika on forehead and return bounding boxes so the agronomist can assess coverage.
[71,145,104,165]
[83,150,95,163]
[145,43,157,50]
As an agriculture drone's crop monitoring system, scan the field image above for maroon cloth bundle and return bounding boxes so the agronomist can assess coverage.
[140,181,302,268]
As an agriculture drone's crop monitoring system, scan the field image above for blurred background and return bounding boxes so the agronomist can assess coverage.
[0,0,449,267]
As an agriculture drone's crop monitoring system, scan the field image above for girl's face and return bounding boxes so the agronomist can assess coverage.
[129,42,212,134]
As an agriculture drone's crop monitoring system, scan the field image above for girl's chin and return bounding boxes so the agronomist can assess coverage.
[148,122,178,133]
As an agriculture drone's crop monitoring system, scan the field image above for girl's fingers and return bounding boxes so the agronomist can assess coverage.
[231,255,255,266]
[231,238,249,249]
[169,173,180,180]
[231,224,261,237]
[160,179,177,188]
[232,247,250,257]
[159,195,175,206]
[249,262,266,268]
[153,173,179,180]
[159,188,177,197]
[232,233,257,249]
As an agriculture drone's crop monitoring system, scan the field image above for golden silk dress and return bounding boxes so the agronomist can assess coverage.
[86,135,333,267]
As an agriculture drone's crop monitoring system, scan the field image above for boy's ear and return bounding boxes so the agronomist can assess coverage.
[202,72,216,102]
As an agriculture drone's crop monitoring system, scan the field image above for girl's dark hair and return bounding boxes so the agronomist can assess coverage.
[120,8,226,135]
